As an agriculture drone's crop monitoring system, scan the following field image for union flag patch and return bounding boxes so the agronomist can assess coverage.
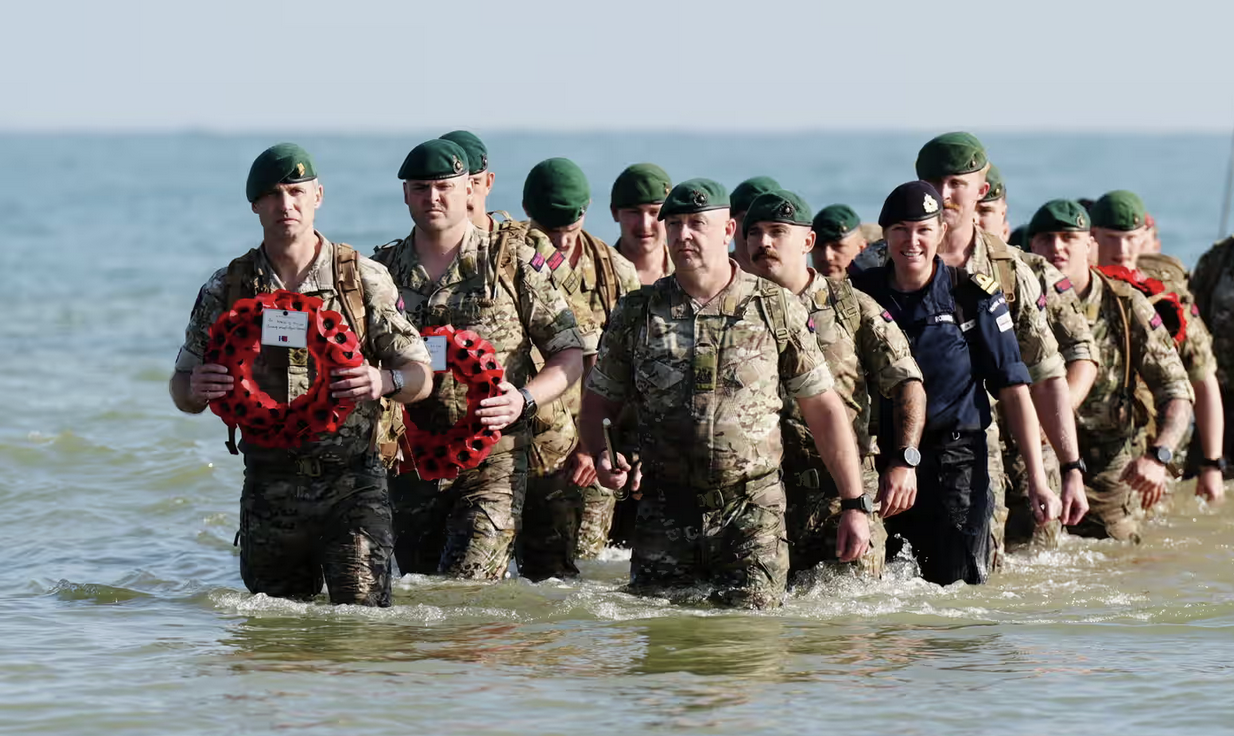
[530,252,545,271]
[547,251,565,271]
[1055,278,1072,293]
[881,310,894,323]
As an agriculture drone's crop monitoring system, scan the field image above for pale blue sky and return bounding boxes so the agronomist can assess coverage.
[4,0,1232,131]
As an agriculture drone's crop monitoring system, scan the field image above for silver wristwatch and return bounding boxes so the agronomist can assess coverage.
[383,368,405,398]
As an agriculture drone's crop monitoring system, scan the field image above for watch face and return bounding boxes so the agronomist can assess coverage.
[1153,446,1173,464]
[903,447,922,467]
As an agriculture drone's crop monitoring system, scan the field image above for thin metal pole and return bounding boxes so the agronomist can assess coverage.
[1219,124,1234,240]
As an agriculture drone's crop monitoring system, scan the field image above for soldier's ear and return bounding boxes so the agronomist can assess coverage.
[802,231,816,254]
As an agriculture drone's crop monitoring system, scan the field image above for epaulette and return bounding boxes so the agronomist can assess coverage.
[972,272,1000,295]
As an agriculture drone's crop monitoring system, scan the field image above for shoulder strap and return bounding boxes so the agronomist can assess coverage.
[984,232,1018,304]
[757,281,791,354]
[584,231,620,319]
[487,221,525,308]
[827,279,861,336]
[332,243,369,350]
[1094,269,1134,396]
[225,248,261,308]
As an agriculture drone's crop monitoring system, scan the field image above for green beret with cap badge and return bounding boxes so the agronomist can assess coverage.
[915,131,988,181]
[1090,190,1147,231]
[743,189,813,237]
[399,139,469,181]
[658,178,730,220]
[981,164,1005,202]
[812,204,862,243]
[730,176,781,215]
[1027,199,1090,240]
[246,142,317,203]
[611,163,672,209]
[879,180,944,228]
[439,130,488,175]
[523,157,591,229]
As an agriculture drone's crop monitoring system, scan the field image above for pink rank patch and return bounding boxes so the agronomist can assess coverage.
[396,296,405,312]
[1150,313,1163,329]
[881,310,894,323]
[807,317,816,333]
[547,251,565,271]
[1191,303,1200,316]
[530,252,545,271]
[1037,293,1047,309]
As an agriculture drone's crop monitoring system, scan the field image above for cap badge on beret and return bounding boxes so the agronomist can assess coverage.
[777,202,795,218]
[453,156,464,173]
[840,223,850,233]
[923,194,939,213]
[1077,214,1086,227]
[295,163,305,177]
[1132,214,1140,227]
[691,190,707,206]
[664,182,672,195]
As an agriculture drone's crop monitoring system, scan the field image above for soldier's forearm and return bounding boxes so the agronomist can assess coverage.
[798,390,864,500]
[1065,359,1098,411]
[579,390,622,458]
[389,361,433,404]
[169,371,207,415]
[1029,375,1082,463]
[1000,384,1050,490]
[526,348,584,406]
[1193,375,1225,459]
[891,379,926,451]
[1154,399,1194,452]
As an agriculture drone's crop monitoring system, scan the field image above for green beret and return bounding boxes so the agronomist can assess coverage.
[246,142,317,203]
[982,164,1005,202]
[879,181,944,228]
[523,158,591,229]
[1027,199,1090,240]
[743,190,813,237]
[812,204,862,243]
[611,163,672,209]
[915,132,988,181]
[399,139,469,181]
[1090,190,1147,231]
[1008,224,1028,247]
[439,130,488,174]
[659,178,729,220]
[730,176,781,215]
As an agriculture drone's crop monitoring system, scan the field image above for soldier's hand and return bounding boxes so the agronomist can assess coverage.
[330,363,384,401]
[476,381,524,430]
[190,363,233,403]
[1059,468,1089,526]
[1196,468,1226,504]
[877,466,917,518]
[836,510,871,563]
[596,451,638,493]
[567,448,598,488]
[1121,457,1168,509]
[1027,485,1062,524]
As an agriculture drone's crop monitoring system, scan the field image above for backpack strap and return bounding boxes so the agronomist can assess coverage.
[490,220,526,307]
[984,231,1019,305]
[827,278,861,337]
[332,243,368,350]
[756,280,792,355]
[583,231,621,320]
[1093,269,1134,400]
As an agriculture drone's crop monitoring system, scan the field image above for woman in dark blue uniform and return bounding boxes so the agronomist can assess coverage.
[851,181,1061,585]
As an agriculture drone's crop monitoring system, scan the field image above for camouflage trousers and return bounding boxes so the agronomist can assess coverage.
[1068,432,1146,543]
[885,430,993,586]
[518,473,618,581]
[629,473,789,610]
[987,421,1007,569]
[1004,441,1063,549]
[784,456,886,580]
[238,453,393,607]
[390,449,527,580]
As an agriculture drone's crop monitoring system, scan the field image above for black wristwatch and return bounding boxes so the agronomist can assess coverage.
[890,446,921,468]
[382,368,405,398]
[1146,445,1174,466]
[1060,458,1087,476]
[515,387,538,426]
[1200,457,1228,472]
[840,495,875,514]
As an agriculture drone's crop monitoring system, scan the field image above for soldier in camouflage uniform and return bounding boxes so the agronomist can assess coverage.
[1027,199,1194,542]
[612,163,675,286]
[1190,235,1234,479]
[729,176,780,272]
[515,158,641,580]
[811,204,870,280]
[580,178,870,609]
[375,139,585,580]
[850,133,1088,560]
[438,130,498,231]
[742,189,926,580]
[1096,191,1225,504]
[974,164,1011,241]
[171,143,435,607]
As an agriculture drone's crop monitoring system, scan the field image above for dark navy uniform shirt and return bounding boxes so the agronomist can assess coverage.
[851,257,1030,438]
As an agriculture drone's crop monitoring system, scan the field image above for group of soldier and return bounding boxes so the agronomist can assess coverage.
[170,129,1231,610]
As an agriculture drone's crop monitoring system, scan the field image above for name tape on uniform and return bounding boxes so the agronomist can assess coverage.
[425,335,449,372]
[996,312,1014,332]
[261,309,309,348]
